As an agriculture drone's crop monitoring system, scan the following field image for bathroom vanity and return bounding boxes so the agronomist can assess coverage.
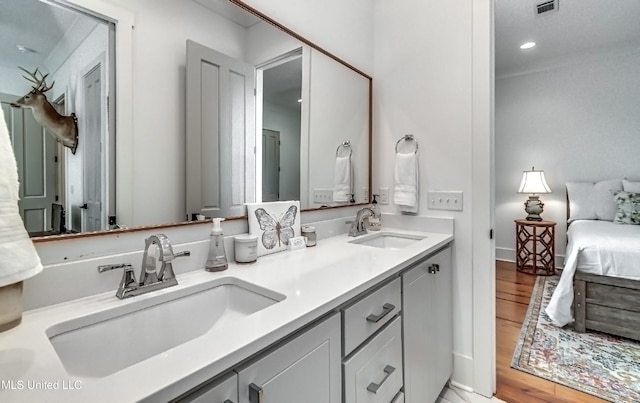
[0,223,453,403]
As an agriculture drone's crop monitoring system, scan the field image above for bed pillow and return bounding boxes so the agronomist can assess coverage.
[566,178,623,222]
[613,191,640,225]
[623,179,640,193]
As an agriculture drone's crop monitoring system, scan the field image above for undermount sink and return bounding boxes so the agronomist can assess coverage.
[349,231,426,249]
[46,277,285,378]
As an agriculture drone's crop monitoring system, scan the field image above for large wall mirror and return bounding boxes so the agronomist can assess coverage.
[3,0,370,241]
[186,0,372,219]
[0,0,115,237]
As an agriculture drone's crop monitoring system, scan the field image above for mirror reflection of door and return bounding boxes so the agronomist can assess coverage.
[1,96,57,233]
[186,40,257,219]
[262,129,280,202]
[81,62,104,232]
[259,52,302,202]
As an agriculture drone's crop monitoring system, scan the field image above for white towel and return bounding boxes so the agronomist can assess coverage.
[332,156,352,202]
[0,106,43,288]
[393,152,419,213]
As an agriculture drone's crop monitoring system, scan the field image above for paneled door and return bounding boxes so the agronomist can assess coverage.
[1,94,57,233]
[81,63,104,232]
[186,40,256,219]
[262,129,280,202]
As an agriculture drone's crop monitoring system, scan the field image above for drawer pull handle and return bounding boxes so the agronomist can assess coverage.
[223,400,234,403]
[249,383,263,403]
[367,365,396,394]
[366,303,395,323]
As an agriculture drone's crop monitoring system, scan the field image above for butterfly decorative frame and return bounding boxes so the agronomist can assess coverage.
[247,201,301,256]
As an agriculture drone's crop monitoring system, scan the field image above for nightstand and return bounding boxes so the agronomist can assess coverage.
[514,219,556,276]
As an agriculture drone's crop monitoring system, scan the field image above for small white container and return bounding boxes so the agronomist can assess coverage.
[301,226,317,247]
[234,235,258,263]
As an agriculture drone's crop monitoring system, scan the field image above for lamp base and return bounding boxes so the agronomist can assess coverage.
[524,195,544,221]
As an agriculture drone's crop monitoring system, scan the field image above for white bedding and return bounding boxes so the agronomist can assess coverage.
[545,220,640,327]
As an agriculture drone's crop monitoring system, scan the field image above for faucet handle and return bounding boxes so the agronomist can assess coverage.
[98,264,138,297]
[160,250,191,281]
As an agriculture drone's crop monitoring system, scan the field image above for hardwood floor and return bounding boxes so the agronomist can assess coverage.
[494,260,607,403]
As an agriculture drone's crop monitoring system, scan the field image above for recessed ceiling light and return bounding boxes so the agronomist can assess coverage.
[520,42,536,50]
[297,99,302,103]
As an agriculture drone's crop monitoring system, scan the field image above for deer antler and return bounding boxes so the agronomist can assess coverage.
[18,66,55,93]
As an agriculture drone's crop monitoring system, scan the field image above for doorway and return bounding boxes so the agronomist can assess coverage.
[262,129,280,202]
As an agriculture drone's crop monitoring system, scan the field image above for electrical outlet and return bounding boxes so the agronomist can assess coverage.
[428,191,463,211]
[313,188,333,203]
[379,187,389,204]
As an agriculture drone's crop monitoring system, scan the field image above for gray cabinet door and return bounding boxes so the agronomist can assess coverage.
[186,40,255,219]
[237,313,341,403]
[402,247,452,403]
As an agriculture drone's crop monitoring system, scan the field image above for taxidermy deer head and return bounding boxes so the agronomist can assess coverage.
[10,67,78,154]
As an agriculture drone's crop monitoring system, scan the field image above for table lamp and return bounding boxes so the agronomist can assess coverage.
[517,167,551,221]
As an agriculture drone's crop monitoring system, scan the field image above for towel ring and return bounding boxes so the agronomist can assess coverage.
[336,140,352,157]
[395,134,418,154]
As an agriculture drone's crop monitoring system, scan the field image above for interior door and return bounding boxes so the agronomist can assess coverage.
[82,64,104,232]
[186,40,256,219]
[1,94,57,233]
[262,129,280,202]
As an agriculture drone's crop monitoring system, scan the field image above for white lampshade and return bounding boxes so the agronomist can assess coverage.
[517,168,551,194]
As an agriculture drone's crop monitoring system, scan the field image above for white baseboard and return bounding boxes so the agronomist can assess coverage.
[495,247,564,268]
[451,352,473,391]
[438,384,506,403]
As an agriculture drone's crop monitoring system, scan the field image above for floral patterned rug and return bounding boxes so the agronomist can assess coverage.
[511,275,640,402]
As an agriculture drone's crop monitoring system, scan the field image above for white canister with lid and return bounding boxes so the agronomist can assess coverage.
[234,234,258,263]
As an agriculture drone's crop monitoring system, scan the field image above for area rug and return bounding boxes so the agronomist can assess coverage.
[511,275,640,402]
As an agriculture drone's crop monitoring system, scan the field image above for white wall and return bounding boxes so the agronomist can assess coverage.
[495,49,640,264]
[373,0,482,389]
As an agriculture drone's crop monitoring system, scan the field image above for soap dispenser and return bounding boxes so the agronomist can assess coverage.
[367,194,382,231]
[206,218,228,271]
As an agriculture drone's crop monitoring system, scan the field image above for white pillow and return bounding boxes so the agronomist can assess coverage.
[566,178,623,222]
[623,179,640,193]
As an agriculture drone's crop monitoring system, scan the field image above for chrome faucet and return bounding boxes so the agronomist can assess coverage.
[98,234,190,299]
[348,207,375,237]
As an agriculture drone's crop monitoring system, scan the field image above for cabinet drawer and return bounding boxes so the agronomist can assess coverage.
[343,278,401,355]
[178,371,237,403]
[343,316,403,403]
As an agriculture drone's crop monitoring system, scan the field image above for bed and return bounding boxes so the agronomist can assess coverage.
[544,178,640,340]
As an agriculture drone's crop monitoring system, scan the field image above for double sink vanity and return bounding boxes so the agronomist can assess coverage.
[0,219,453,403]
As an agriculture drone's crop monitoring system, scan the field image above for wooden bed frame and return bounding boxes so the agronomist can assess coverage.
[567,194,640,340]
[573,271,640,339]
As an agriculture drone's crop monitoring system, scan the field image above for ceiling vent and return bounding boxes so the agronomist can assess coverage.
[536,0,558,16]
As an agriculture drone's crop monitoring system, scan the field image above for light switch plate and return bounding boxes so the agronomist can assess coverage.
[313,188,333,203]
[428,191,463,211]
[379,187,389,204]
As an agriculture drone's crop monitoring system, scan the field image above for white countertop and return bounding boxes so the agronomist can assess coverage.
[0,227,452,402]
